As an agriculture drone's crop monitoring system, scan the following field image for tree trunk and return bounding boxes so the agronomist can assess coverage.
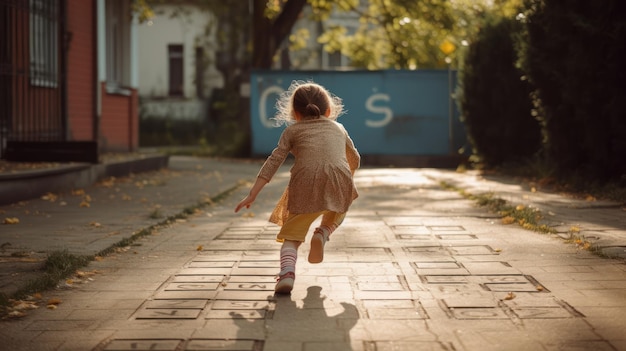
[252,0,306,69]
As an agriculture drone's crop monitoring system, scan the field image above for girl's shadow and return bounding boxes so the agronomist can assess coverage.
[231,286,359,350]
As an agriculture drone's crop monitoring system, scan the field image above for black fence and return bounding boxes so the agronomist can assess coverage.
[0,0,68,160]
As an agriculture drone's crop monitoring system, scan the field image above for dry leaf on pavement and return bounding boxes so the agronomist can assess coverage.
[3,217,19,224]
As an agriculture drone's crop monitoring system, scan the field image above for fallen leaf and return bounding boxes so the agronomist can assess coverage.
[536,285,544,291]
[7,311,26,318]
[46,305,57,310]
[197,245,203,251]
[504,292,516,300]
[12,301,38,310]
[41,193,58,202]
[515,205,525,211]
[47,298,62,305]
[3,217,19,225]
[90,222,102,228]
[79,201,90,208]
[570,226,580,233]
[501,216,515,225]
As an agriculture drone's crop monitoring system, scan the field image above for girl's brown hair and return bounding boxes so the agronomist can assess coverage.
[273,80,344,125]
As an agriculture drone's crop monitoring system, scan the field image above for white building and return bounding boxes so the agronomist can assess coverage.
[137,3,223,121]
[136,3,357,121]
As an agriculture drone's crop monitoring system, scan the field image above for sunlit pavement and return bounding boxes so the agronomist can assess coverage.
[0,157,624,350]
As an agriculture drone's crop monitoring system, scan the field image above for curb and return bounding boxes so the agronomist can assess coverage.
[0,154,169,206]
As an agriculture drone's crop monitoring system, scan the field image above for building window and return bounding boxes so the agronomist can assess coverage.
[195,47,205,99]
[327,51,342,68]
[29,0,59,87]
[168,44,183,97]
[105,0,130,90]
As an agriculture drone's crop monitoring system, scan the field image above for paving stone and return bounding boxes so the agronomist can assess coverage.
[447,245,499,256]
[237,260,279,268]
[135,309,202,319]
[187,261,236,268]
[154,290,217,300]
[171,275,226,283]
[26,320,100,331]
[227,275,277,284]
[369,341,451,351]
[357,282,405,291]
[422,275,470,284]
[184,339,260,351]
[442,294,498,308]
[395,234,435,240]
[510,306,576,319]
[164,282,219,291]
[103,339,183,351]
[205,309,266,319]
[390,225,431,235]
[210,300,273,310]
[484,282,542,292]
[435,234,478,240]
[144,300,208,309]
[450,307,509,320]
[215,291,276,301]
[177,268,233,275]
[462,262,521,275]
[414,262,461,269]
[223,282,274,291]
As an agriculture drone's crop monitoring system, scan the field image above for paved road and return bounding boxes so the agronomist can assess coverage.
[0,156,624,351]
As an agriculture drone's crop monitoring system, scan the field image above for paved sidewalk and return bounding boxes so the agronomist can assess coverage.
[0,157,624,351]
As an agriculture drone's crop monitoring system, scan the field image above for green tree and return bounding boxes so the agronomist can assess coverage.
[459,15,541,167]
[518,0,626,181]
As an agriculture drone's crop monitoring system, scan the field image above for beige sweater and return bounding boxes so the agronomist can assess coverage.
[257,118,360,225]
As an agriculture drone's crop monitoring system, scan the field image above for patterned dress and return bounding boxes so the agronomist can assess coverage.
[256,118,360,226]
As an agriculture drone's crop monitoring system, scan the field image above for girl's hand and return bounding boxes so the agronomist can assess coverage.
[234,195,255,213]
[234,177,267,213]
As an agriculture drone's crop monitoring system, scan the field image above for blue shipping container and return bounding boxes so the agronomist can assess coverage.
[250,70,465,157]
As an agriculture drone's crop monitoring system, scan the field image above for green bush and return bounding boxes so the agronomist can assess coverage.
[519,0,626,181]
[459,15,541,167]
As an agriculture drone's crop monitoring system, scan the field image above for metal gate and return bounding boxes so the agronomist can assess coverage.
[0,0,67,159]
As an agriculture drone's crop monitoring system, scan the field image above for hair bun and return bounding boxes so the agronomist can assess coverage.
[305,103,321,117]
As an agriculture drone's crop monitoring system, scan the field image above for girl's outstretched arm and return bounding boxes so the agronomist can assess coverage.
[234,177,269,213]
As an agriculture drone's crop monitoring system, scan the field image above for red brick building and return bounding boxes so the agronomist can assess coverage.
[0,0,139,162]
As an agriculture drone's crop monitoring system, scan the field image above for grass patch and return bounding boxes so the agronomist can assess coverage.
[8,250,92,302]
[0,249,90,317]
[440,181,556,234]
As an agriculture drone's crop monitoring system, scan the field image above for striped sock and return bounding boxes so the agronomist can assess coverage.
[279,245,298,275]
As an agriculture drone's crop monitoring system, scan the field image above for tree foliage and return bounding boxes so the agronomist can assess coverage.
[459,15,541,166]
[518,0,626,181]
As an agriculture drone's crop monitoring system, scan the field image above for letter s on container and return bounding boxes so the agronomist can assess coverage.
[365,93,393,128]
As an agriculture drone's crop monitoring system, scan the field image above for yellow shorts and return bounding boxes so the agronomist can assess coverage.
[276,211,346,242]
